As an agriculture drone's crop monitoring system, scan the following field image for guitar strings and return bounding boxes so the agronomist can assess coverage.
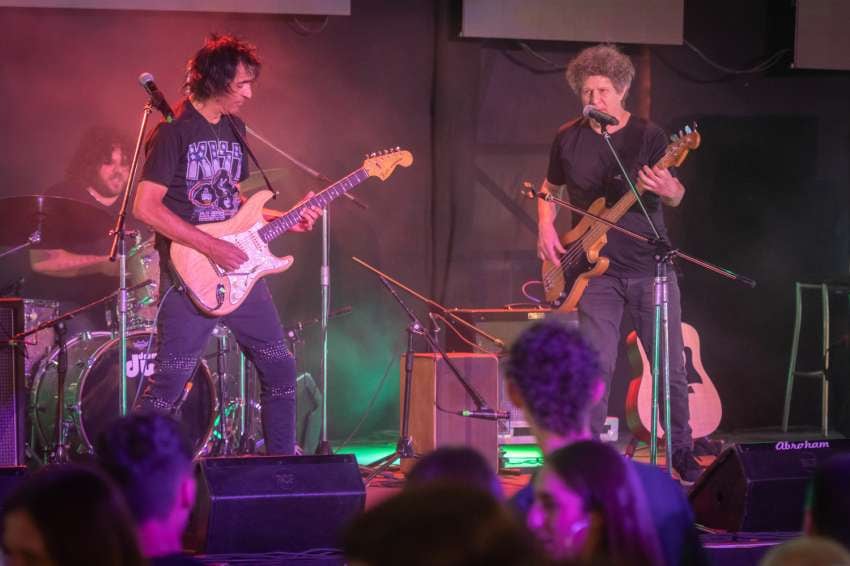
[540,140,685,294]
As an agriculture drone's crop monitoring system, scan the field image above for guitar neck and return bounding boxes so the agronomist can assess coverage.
[258,168,369,243]
[599,143,685,224]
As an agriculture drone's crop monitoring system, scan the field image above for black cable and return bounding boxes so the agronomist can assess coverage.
[684,39,791,75]
[287,15,330,36]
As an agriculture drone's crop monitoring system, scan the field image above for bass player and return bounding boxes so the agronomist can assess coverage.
[536,44,702,484]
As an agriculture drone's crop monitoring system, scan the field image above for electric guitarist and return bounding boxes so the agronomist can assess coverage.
[536,44,702,484]
[132,34,321,455]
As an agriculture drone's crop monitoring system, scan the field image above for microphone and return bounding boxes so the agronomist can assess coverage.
[458,409,511,421]
[138,72,174,123]
[582,105,619,127]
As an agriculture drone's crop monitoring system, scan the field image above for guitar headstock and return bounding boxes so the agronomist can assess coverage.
[362,148,414,181]
[665,123,701,167]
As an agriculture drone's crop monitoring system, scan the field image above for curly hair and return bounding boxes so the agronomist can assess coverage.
[506,320,600,436]
[185,33,261,101]
[95,413,194,523]
[566,44,635,97]
[64,126,130,188]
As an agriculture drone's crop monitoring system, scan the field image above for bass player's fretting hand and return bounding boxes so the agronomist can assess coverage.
[537,220,566,263]
[637,165,685,207]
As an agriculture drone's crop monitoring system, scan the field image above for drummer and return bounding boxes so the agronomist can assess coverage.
[28,126,144,331]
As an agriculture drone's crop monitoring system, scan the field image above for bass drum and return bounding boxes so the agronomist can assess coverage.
[30,330,215,460]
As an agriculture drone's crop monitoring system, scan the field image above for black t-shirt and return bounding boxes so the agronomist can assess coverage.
[140,98,250,268]
[546,116,675,278]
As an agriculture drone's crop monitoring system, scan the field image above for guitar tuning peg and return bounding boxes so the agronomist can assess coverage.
[395,146,400,151]
[369,152,376,158]
[671,134,679,142]
[684,125,692,134]
[693,121,699,129]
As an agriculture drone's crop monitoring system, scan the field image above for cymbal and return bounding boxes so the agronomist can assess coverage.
[0,195,114,248]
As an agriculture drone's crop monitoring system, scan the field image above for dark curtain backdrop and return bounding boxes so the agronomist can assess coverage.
[1,0,848,440]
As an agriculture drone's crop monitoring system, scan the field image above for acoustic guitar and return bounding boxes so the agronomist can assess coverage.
[171,149,413,316]
[541,126,700,312]
[624,322,722,442]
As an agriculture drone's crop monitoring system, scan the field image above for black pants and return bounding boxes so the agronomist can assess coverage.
[134,280,296,454]
[579,273,693,452]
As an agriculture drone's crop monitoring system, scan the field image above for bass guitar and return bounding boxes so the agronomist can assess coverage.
[541,126,700,311]
[624,321,722,442]
[171,149,413,316]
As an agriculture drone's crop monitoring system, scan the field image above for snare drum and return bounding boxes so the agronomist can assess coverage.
[29,329,215,460]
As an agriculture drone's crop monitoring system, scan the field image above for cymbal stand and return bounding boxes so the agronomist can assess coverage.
[0,230,41,261]
[109,101,153,416]
[52,321,69,463]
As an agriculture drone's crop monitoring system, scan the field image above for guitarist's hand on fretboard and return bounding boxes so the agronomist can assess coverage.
[287,191,323,233]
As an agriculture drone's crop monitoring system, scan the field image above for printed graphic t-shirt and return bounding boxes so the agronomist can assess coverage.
[140,98,250,270]
[141,98,249,226]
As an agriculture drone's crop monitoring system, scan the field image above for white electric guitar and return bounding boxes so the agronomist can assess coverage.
[171,149,413,316]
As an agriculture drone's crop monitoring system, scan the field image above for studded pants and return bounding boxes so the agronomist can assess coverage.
[134,279,296,454]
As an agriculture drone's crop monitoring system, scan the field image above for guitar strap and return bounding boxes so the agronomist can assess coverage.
[225,114,278,199]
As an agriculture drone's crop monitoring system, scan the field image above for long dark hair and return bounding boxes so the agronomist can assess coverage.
[1,465,146,566]
[546,441,664,566]
[185,33,261,101]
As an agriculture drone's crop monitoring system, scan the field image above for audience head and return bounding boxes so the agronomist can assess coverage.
[96,413,195,555]
[507,320,602,442]
[805,453,850,550]
[405,446,503,499]
[760,536,850,566]
[1,464,144,566]
[345,484,543,566]
[527,441,662,566]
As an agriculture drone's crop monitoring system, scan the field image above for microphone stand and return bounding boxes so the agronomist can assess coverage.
[109,101,153,416]
[352,257,507,483]
[245,126,367,456]
[527,131,755,474]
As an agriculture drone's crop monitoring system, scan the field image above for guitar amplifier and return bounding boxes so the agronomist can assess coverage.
[444,308,579,444]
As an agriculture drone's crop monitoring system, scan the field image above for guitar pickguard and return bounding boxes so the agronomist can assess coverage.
[219,222,290,304]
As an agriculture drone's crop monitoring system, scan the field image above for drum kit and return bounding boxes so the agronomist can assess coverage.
[0,194,315,465]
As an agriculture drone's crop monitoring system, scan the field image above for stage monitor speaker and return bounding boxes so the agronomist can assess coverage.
[185,454,365,554]
[0,299,29,466]
[689,439,850,532]
[401,353,499,472]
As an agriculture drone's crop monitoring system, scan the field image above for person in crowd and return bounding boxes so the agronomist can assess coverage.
[804,453,850,550]
[759,536,850,566]
[344,483,545,566]
[96,413,202,565]
[404,445,503,499]
[528,440,663,566]
[1,464,145,566]
[505,319,707,566]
